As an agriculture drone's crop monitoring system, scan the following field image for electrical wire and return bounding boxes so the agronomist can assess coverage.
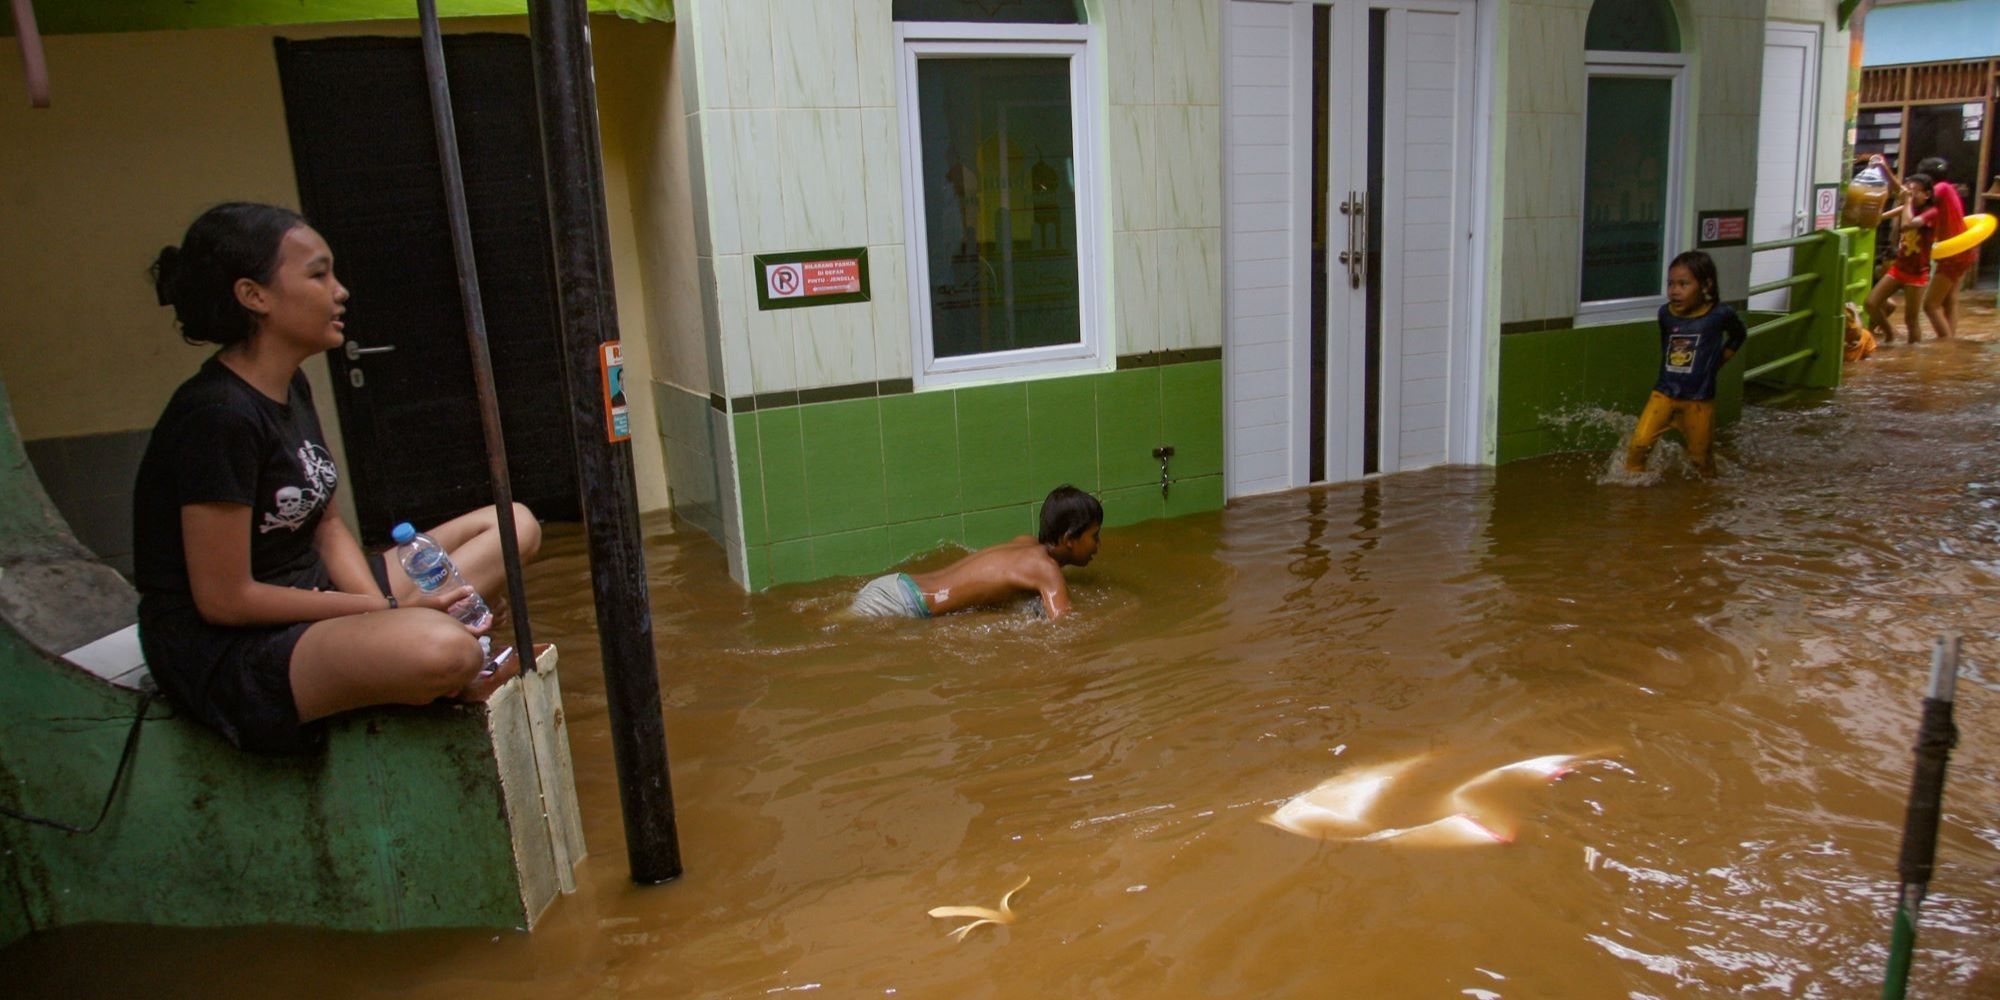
[0,689,159,834]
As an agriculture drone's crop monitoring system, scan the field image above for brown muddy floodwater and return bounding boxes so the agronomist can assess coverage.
[10,313,2000,998]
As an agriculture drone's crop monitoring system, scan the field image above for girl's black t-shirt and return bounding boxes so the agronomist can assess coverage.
[1653,303,1748,402]
[132,357,338,605]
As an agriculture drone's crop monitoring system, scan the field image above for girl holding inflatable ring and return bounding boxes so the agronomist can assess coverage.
[1874,155,1975,340]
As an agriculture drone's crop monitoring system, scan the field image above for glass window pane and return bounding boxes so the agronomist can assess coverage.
[1581,76,1673,303]
[894,0,1083,23]
[1584,0,1679,52]
[917,57,1082,359]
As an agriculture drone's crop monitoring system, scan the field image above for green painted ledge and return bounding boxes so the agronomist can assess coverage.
[10,1,670,37]
[0,373,583,946]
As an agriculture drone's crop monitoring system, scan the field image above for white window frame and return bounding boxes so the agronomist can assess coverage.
[1576,50,1688,324]
[894,21,1108,388]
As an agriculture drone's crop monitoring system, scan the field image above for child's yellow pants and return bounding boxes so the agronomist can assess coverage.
[1626,391,1714,472]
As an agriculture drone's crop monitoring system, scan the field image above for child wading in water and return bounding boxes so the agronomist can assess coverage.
[1624,250,1746,477]
[1864,170,1938,344]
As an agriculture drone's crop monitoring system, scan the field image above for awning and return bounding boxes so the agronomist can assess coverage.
[9,0,670,36]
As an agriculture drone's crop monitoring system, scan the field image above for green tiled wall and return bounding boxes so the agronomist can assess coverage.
[733,361,1224,589]
[1496,322,1745,463]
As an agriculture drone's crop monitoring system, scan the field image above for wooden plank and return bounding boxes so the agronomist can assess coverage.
[486,674,560,928]
[523,645,587,894]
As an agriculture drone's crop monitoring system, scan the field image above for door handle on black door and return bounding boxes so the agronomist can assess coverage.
[343,340,397,362]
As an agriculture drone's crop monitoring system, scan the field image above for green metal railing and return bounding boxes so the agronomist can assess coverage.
[1738,228,1853,392]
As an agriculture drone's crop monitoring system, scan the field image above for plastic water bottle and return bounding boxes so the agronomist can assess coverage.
[391,522,493,631]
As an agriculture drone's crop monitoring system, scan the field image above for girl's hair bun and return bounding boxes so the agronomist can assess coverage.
[151,245,182,307]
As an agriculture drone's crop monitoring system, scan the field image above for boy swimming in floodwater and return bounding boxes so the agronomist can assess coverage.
[1624,250,1745,478]
[850,485,1103,621]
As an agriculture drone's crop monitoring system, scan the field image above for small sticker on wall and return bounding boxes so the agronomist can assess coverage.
[1813,184,1840,231]
[1696,209,1750,249]
[753,248,871,311]
[600,340,629,443]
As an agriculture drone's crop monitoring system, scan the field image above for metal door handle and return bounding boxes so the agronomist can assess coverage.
[1337,192,1365,288]
[343,340,397,362]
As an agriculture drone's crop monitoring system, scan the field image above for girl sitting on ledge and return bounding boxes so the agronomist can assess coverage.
[135,202,538,754]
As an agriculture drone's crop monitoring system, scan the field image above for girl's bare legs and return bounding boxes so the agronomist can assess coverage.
[1924,271,1963,339]
[287,608,517,722]
[1866,274,1904,342]
[378,502,543,603]
[1902,285,1925,343]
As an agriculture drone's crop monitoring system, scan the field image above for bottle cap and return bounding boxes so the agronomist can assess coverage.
[391,522,416,544]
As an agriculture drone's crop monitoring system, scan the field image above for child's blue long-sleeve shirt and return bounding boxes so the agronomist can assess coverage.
[1654,303,1746,401]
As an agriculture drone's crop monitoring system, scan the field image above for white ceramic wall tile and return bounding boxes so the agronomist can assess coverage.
[1155,228,1208,350]
[1499,223,1535,323]
[698,111,743,256]
[1499,218,1579,321]
[1105,0,1156,107]
[1695,112,1760,210]
[716,256,760,400]
[775,1,859,109]
[1182,0,1222,107]
[1503,112,1584,220]
[796,303,877,388]
[1113,230,1160,355]
[1153,0,1193,105]
[869,243,913,381]
[683,0,731,112]
[853,0,896,108]
[696,253,724,377]
[777,110,868,248]
[712,253,758,398]
[748,304,799,393]
[860,108,906,247]
[684,111,714,258]
[721,0,778,110]
[1187,106,1221,228]
[1109,104,1157,232]
[1156,106,1200,229]
[1698,17,1763,117]
[1690,0,1763,19]
[1507,6,1585,116]
[1188,226,1223,348]
[735,111,789,252]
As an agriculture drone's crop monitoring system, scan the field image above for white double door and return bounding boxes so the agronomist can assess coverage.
[1225,0,1480,496]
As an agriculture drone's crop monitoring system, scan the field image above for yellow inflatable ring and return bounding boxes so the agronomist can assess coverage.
[1934,213,1995,259]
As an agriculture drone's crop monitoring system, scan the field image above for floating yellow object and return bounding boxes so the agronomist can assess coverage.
[928,875,1031,942]
[1264,753,1586,846]
[1934,214,1995,260]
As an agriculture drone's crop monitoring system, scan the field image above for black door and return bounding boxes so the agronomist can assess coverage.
[274,34,580,545]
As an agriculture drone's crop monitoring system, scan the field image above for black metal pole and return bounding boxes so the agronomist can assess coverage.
[524,0,681,884]
[415,0,537,669]
[1881,634,1961,999]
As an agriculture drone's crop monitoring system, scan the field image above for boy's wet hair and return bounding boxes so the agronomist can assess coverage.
[1907,173,1934,194]
[1039,485,1103,546]
[1668,250,1719,305]
[152,202,308,347]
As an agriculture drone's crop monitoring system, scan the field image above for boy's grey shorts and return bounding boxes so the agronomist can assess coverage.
[850,573,930,618]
